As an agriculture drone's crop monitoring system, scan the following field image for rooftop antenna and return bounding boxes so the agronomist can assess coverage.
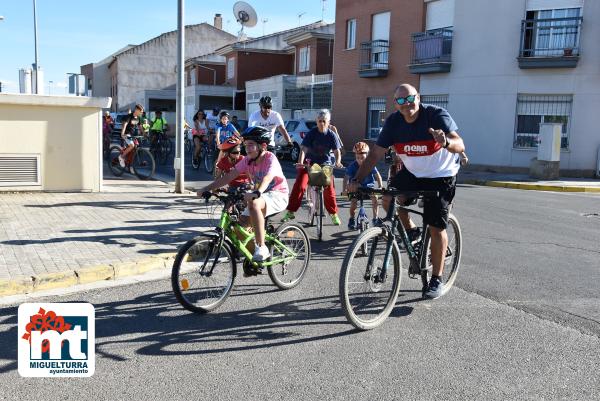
[233,1,257,42]
[297,12,306,27]
[321,0,327,21]
[262,18,268,36]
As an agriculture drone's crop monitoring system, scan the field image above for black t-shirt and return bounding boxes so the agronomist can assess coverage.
[376,104,460,178]
[123,113,139,136]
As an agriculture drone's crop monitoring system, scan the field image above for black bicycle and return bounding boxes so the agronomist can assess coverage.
[339,187,462,330]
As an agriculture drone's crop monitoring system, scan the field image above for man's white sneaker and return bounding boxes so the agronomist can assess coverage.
[252,245,271,262]
[118,155,125,168]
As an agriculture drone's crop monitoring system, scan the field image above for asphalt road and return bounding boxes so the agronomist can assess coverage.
[1,155,599,400]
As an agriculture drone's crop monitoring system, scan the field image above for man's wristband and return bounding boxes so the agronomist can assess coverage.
[253,190,261,198]
[443,137,450,149]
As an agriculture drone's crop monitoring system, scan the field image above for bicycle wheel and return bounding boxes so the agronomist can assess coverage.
[339,226,402,331]
[419,213,462,297]
[267,222,311,290]
[171,235,236,314]
[107,146,125,176]
[317,190,324,241]
[132,148,155,180]
[204,147,215,174]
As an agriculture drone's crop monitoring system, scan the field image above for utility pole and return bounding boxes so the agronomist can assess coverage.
[33,0,40,94]
[175,0,185,193]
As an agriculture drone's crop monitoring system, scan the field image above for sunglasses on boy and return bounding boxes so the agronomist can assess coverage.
[394,94,417,106]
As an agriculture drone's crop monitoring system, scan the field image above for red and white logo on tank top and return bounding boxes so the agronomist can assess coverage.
[394,139,442,157]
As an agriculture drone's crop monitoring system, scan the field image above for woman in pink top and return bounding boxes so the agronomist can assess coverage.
[199,126,289,262]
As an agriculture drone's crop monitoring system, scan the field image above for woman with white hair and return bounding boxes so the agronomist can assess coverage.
[281,109,344,225]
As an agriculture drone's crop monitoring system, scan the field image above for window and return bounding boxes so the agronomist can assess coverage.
[524,8,581,57]
[227,57,235,79]
[371,12,390,66]
[299,46,310,73]
[346,19,356,49]
[514,94,572,149]
[367,97,387,139]
[420,94,449,110]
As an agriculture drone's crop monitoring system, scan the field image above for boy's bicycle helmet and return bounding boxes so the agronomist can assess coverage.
[241,126,271,145]
[219,111,230,119]
[218,136,241,151]
[353,141,370,154]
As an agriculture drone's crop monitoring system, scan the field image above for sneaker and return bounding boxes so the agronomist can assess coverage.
[347,217,356,230]
[252,245,271,262]
[424,277,444,299]
[118,155,125,168]
[129,167,135,175]
[330,213,341,226]
[281,211,295,222]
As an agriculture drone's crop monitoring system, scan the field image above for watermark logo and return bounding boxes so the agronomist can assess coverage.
[18,303,95,377]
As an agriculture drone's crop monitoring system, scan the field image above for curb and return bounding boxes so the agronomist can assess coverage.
[0,253,177,297]
[461,179,600,193]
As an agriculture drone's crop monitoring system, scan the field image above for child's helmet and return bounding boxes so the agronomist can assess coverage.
[218,136,241,151]
[353,142,370,154]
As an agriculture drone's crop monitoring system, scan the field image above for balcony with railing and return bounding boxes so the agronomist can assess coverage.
[517,16,582,69]
[358,40,389,78]
[408,28,453,74]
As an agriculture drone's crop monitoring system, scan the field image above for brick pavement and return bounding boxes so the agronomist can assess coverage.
[0,179,211,282]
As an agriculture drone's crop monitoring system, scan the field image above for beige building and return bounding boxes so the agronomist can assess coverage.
[0,94,110,192]
[106,20,235,112]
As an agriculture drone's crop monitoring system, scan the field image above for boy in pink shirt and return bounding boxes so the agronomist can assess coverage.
[199,126,289,262]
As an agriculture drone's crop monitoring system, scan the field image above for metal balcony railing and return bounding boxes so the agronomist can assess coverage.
[410,28,453,65]
[359,40,389,76]
[519,16,582,58]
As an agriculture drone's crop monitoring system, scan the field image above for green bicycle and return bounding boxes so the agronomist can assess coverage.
[171,187,312,314]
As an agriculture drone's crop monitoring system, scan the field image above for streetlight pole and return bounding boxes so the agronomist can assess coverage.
[33,0,40,94]
[48,80,53,95]
[174,0,185,193]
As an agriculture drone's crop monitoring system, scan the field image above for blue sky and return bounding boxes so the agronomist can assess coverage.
[0,0,335,94]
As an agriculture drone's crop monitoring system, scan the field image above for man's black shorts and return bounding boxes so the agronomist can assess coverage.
[389,168,456,229]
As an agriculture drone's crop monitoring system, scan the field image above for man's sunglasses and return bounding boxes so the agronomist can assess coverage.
[229,151,240,154]
[394,94,417,105]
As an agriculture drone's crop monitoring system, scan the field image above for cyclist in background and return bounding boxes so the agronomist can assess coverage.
[215,136,249,188]
[342,142,383,229]
[215,111,240,163]
[281,109,343,225]
[118,104,144,168]
[248,96,292,151]
[199,126,289,262]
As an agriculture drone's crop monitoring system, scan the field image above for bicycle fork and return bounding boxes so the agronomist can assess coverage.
[363,228,394,284]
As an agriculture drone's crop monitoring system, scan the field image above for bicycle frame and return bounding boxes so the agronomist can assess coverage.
[214,206,299,268]
[364,191,430,283]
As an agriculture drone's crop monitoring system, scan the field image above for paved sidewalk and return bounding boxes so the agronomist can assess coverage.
[0,177,210,296]
[458,169,600,192]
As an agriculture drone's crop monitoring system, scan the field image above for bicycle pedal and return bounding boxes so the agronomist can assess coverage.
[408,273,419,280]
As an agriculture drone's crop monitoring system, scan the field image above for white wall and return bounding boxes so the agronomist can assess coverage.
[420,0,600,173]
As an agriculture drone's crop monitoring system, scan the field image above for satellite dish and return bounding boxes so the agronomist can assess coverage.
[233,1,257,28]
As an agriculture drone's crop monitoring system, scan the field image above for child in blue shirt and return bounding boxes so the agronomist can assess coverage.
[343,142,383,229]
[215,111,240,165]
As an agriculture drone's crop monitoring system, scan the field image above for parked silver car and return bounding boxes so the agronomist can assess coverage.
[275,119,317,162]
